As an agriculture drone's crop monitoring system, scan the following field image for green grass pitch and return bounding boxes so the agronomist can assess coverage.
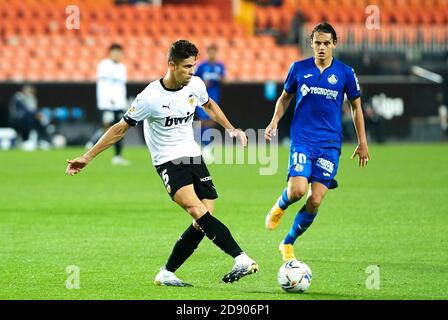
[1,144,447,300]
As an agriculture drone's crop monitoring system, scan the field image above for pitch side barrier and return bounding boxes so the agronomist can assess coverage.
[0,76,442,142]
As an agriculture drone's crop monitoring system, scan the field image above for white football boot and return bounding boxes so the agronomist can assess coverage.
[222,254,259,283]
[154,267,193,287]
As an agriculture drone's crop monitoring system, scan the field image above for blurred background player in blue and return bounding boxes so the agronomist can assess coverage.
[264,22,371,261]
[195,43,225,162]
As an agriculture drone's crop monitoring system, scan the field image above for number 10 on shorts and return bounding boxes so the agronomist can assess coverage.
[292,152,307,165]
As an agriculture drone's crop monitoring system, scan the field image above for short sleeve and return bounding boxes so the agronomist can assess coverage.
[122,94,151,126]
[284,62,298,94]
[344,67,361,101]
[196,78,209,106]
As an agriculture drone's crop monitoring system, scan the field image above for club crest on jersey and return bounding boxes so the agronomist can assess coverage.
[294,164,304,172]
[327,74,338,85]
[188,94,195,106]
[127,105,136,114]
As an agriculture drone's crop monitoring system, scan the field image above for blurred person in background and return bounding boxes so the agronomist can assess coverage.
[341,99,356,143]
[437,92,447,137]
[9,84,51,150]
[86,43,129,165]
[286,9,306,45]
[364,101,386,143]
[195,44,226,162]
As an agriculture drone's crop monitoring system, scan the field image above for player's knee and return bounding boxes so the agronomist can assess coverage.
[185,203,207,219]
[192,221,201,230]
[307,195,323,211]
[288,185,307,201]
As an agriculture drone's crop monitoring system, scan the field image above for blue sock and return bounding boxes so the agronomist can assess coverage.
[278,188,291,210]
[283,206,317,245]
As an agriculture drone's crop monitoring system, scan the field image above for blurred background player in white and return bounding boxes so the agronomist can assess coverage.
[87,43,129,165]
[195,43,226,162]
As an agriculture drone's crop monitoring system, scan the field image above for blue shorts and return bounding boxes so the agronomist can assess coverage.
[195,106,211,121]
[287,145,340,189]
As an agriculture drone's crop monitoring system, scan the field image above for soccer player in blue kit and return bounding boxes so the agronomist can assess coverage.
[264,23,371,261]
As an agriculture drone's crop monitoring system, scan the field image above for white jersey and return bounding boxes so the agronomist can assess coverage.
[123,76,209,165]
[96,58,127,111]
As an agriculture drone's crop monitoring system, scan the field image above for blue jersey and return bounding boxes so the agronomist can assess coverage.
[195,61,225,103]
[284,57,360,150]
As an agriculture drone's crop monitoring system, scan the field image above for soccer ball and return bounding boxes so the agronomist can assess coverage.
[277,260,312,293]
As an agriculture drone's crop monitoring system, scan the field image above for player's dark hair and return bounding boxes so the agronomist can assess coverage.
[109,43,123,51]
[168,40,199,64]
[310,22,338,43]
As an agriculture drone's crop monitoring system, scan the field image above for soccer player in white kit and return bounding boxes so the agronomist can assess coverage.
[66,40,258,286]
[88,43,130,165]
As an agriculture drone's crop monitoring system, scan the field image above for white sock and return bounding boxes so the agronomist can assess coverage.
[235,253,250,264]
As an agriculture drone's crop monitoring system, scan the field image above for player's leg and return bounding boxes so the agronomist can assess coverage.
[86,110,111,148]
[162,199,213,277]
[155,212,204,287]
[111,111,129,165]
[266,176,309,230]
[174,185,258,283]
[265,146,312,230]
[280,148,339,261]
[280,182,328,260]
[154,159,198,286]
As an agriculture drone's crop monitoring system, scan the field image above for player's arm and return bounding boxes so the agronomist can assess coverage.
[66,119,131,175]
[202,98,247,146]
[265,90,295,141]
[349,97,371,168]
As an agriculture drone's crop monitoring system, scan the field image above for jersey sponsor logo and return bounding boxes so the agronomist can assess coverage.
[165,112,194,127]
[300,84,338,100]
[300,84,311,96]
[327,74,338,85]
[164,112,195,127]
[200,176,212,182]
[322,172,331,177]
[162,104,170,109]
[304,74,313,78]
[316,157,334,173]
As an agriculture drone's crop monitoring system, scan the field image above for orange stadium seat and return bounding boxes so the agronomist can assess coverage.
[1,1,306,82]
[256,8,269,30]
